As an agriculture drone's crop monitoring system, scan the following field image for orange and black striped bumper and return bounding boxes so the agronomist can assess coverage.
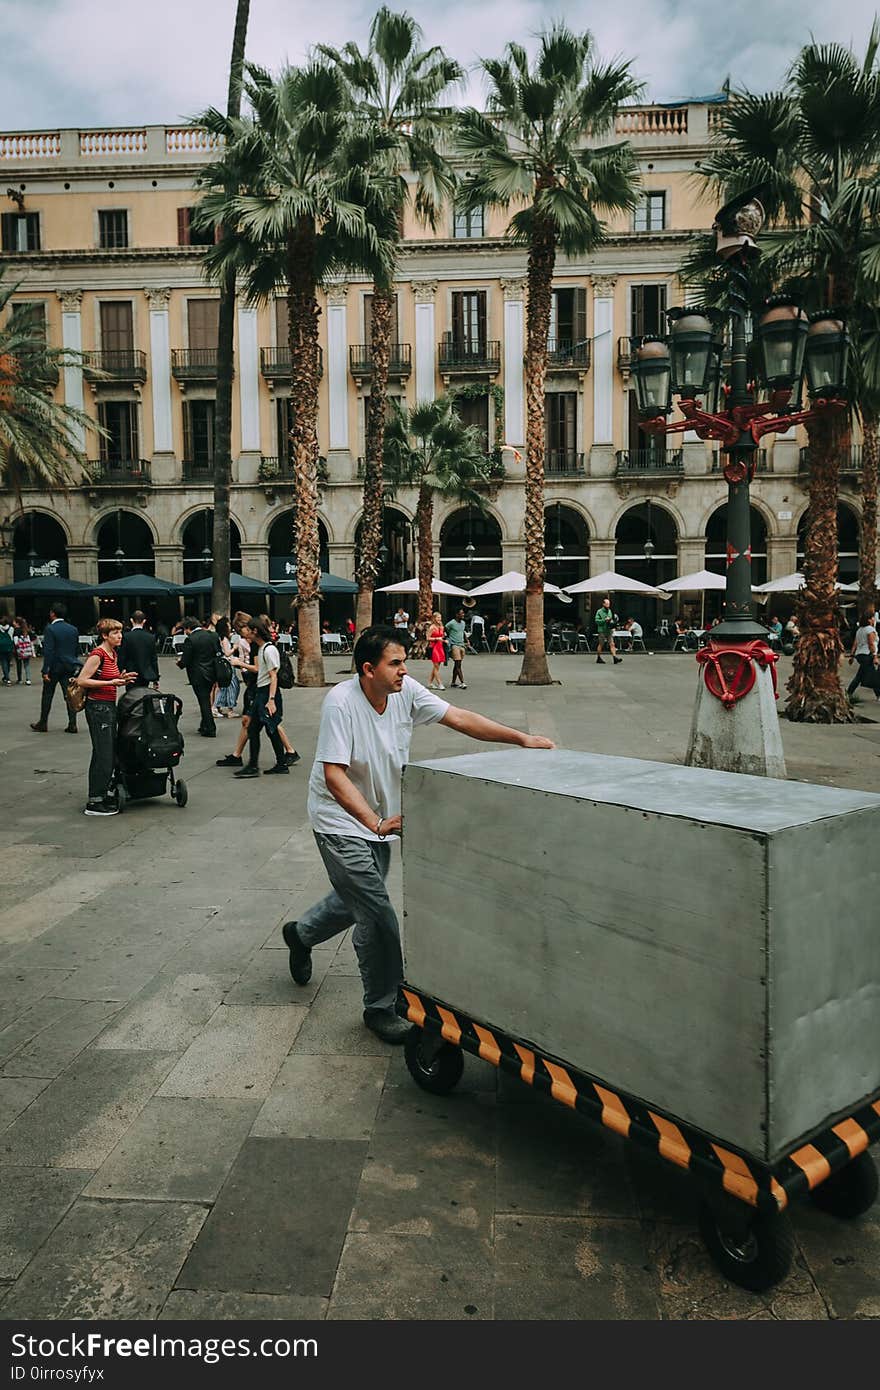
[398,984,880,1215]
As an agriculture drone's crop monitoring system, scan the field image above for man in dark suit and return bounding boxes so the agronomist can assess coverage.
[177,614,220,736]
[120,611,159,688]
[31,603,80,733]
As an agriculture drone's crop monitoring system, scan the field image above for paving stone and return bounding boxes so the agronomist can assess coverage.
[0,1048,177,1169]
[85,1097,261,1202]
[0,1167,91,1279]
[224,945,334,1007]
[1,1000,122,1078]
[91,972,226,1052]
[0,1077,50,1133]
[177,1136,366,1296]
[0,869,128,949]
[160,1290,328,1320]
[157,1004,307,1099]
[48,948,180,1003]
[794,1200,880,1319]
[0,966,75,1031]
[291,976,394,1057]
[158,917,270,977]
[252,1054,388,1141]
[496,1091,636,1218]
[0,1198,208,1320]
[328,1233,493,1320]
[494,1215,659,1319]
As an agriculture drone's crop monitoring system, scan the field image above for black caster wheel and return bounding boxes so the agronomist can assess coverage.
[404,1027,464,1095]
[174,778,188,808]
[698,1200,794,1292]
[811,1151,878,1219]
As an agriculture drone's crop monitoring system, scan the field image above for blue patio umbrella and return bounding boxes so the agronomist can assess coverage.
[273,572,358,594]
[180,573,271,596]
[0,575,93,597]
[93,572,184,597]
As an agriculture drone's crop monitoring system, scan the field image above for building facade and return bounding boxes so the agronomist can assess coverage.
[0,106,870,624]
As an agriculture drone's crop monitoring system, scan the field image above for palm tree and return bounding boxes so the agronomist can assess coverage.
[195,62,397,685]
[0,269,97,498]
[320,8,461,636]
[209,0,251,621]
[856,317,880,616]
[456,25,641,684]
[383,396,491,626]
[696,33,880,721]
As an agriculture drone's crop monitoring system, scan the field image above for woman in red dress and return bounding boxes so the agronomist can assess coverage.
[427,610,446,690]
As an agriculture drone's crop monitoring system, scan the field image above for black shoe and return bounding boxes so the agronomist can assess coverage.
[84,799,118,817]
[199,728,217,738]
[263,763,289,774]
[65,725,77,733]
[30,722,47,732]
[285,751,301,767]
[282,920,312,984]
[596,656,605,664]
[363,1009,411,1045]
[613,656,623,665]
[216,754,243,767]
[233,765,260,778]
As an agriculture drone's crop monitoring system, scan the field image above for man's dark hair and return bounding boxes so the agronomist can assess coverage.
[50,602,66,619]
[131,610,145,624]
[182,614,200,631]
[354,624,409,675]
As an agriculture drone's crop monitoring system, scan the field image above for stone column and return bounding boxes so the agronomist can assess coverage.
[677,538,706,574]
[65,545,99,586]
[413,281,438,404]
[153,544,184,586]
[327,542,355,582]
[768,536,798,579]
[326,283,349,456]
[501,278,526,450]
[591,275,617,456]
[589,539,616,576]
[237,305,261,482]
[144,288,175,481]
[239,542,269,582]
[57,289,85,453]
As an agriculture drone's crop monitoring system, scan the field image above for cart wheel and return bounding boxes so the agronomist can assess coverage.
[698,1201,794,1292]
[115,784,127,813]
[404,1027,464,1095]
[174,779,188,808]
[811,1151,878,1219]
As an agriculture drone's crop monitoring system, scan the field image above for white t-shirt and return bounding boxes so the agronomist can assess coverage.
[393,610,410,629]
[256,642,280,687]
[629,621,643,639]
[854,625,878,657]
[308,675,449,839]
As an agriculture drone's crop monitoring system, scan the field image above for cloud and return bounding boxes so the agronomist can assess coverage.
[1,0,879,129]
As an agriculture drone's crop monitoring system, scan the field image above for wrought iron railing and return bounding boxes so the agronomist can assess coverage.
[546,339,591,370]
[615,448,684,473]
[439,339,501,372]
[545,449,586,476]
[260,345,323,378]
[349,343,412,376]
[259,456,329,482]
[171,348,220,378]
[182,459,215,481]
[799,445,862,474]
[82,349,147,382]
[86,458,151,483]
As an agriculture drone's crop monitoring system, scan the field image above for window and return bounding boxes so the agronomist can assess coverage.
[187,298,219,348]
[545,392,577,458]
[99,401,140,464]
[11,301,47,340]
[183,399,215,469]
[630,283,667,338]
[99,301,134,353]
[550,288,587,349]
[451,290,486,351]
[275,297,289,348]
[98,210,129,249]
[1,212,40,252]
[453,392,489,450]
[177,207,216,247]
[363,294,399,344]
[453,206,485,239]
[276,397,294,463]
[633,192,666,233]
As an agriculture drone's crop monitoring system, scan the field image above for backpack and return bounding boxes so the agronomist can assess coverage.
[214,652,233,688]
[276,646,295,690]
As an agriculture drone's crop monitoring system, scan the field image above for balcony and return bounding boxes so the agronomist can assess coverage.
[349,343,412,379]
[545,449,586,477]
[171,348,224,383]
[259,456,329,483]
[615,448,684,475]
[546,339,591,373]
[439,339,501,376]
[82,349,147,384]
[712,449,770,473]
[85,458,151,485]
[260,346,323,383]
[182,459,215,482]
[799,445,862,475]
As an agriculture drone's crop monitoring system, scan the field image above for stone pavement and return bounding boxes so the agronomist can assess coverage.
[0,648,878,1322]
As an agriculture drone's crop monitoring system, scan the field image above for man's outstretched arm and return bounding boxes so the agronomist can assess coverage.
[439,705,555,749]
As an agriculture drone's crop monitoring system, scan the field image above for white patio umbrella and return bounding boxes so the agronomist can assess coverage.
[838,575,880,593]
[466,570,568,628]
[563,569,671,599]
[753,571,850,594]
[661,568,727,628]
[377,577,470,596]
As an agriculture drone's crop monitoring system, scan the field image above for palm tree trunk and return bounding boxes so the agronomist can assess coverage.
[287,225,325,687]
[416,483,434,641]
[859,409,879,614]
[785,411,851,722]
[211,0,250,620]
[517,215,554,685]
[355,284,394,635]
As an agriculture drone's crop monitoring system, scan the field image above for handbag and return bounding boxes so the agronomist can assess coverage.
[277,649,295,689]
[67,673,87,712]
[214,653,233,687]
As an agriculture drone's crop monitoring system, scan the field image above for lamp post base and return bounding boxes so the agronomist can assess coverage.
[686,660,787,778]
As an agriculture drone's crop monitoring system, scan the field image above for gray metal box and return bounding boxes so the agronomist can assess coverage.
[402,751,880,1163]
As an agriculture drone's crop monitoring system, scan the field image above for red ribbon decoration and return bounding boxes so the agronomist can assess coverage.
[696,639,779,710]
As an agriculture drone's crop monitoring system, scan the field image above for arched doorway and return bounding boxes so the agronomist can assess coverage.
[354,506,413,590]
[544,504,589,588]
[13,512,68,582]
[96,511,155,581]
[797,502,860,584]
[182,510,242,585]
[439,508,502,599]
[615,501,678,628]
[267,510,329,582]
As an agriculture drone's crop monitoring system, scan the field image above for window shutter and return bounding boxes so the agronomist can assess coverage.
[575,288,587,345]
[631,286,645,339]
[128,402,140,461]
[477,291,487,344]
[177,208,191,246]
[100,301,134,352]
[0,214,13,252]
[187,299,219,348]
[182,402,192,460]
[364,294,373,344]
[452,293,464,343]
[275,298,289,349]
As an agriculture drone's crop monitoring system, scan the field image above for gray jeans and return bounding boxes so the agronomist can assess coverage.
[297,833,400,1013]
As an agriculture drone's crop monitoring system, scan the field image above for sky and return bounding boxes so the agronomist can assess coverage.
[2,0,880,130]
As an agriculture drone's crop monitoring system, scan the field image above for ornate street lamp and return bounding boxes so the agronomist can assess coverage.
[114,509,125,570]
[629,185,849,776]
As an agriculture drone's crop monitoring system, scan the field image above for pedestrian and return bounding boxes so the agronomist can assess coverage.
[427,611,446,689]
[280,625,555,1043]
[31,603,80,733]
[176,615,221,737]
[232,616,292,777]
[76,617,137,816]
[595,597,622,665]
[847,610,879,700]
[446,607,468,689]
[393,605,410,633]
[119,610,159,688]
[216,613,301,769]
[13,617,34,685]
[213,616,240,717]
[0,613,14,684]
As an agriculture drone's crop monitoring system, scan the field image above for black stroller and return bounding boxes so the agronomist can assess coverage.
[113,687,188,810]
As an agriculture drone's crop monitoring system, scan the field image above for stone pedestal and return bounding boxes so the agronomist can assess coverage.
[686,661,787,778]
[150,453,178,485]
